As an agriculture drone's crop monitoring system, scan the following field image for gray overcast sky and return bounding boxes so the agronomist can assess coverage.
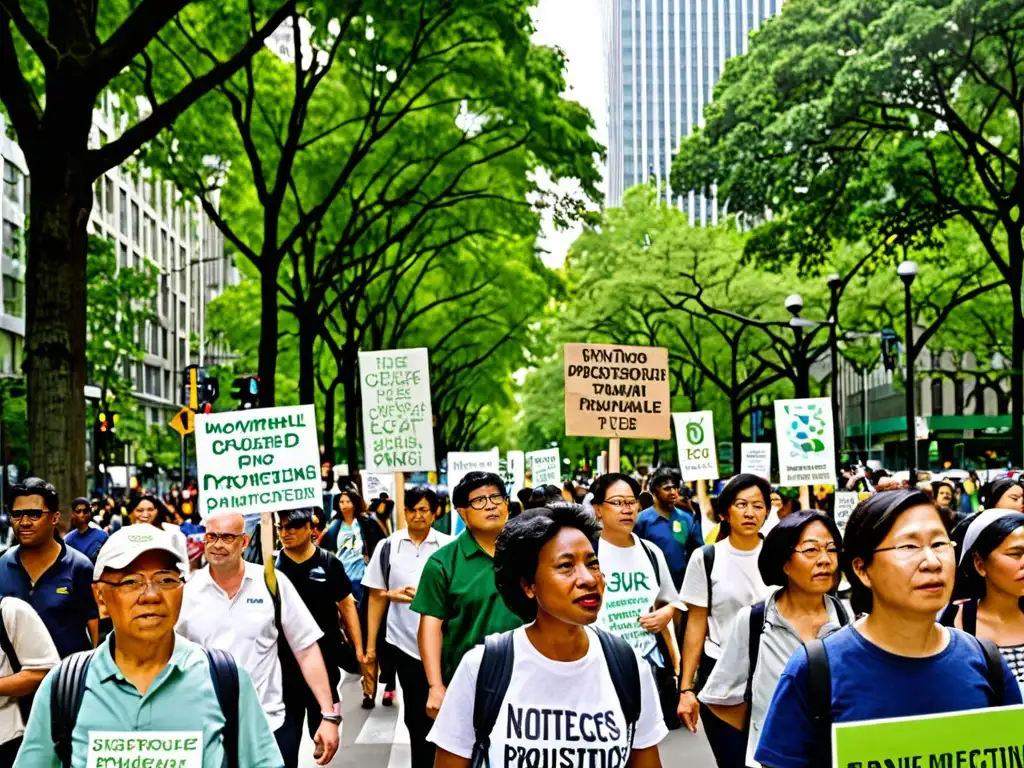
[531,0,607,267]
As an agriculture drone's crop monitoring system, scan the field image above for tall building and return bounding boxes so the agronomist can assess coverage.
[604,0,786,222]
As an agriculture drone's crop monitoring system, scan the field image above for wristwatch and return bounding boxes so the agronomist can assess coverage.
[321,714,342,725]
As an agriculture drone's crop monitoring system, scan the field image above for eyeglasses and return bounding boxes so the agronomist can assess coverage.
[275,520,308,531]
[604,497,640,509]
[656,484,680,492]
[873,540,956,560]
[793,544,840,558]
[10,509,48,520]
[205,532,243,544]
[733,502,767,512]
[467,494,508,510]
[97,574,184,595]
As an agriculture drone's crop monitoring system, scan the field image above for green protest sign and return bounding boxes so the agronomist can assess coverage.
[833,705,1024,768]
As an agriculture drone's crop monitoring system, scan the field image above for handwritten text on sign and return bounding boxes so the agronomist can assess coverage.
[195,405,320,517]
[528,448,562,486]
[359,348,436,473]
[564,344,671,439]
[87,730,203,768]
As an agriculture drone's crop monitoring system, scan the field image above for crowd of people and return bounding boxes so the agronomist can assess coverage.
[0,462,1018,767]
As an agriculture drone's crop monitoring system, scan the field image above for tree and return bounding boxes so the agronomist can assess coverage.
[0,0,297,511]
[671,0,1024,461]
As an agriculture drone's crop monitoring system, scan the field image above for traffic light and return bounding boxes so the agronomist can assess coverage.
[880,327,899,372]
[182,365,199,410]
[199,372,219,414]
[231,376,260,410]
[182,365,219,413]
[97,411,109,434]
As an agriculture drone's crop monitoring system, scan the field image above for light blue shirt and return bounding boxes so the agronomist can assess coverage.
[15,632,283,767]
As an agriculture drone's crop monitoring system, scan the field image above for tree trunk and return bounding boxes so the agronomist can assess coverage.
[1010,249,1023,466]
[342,351,360,473]
[322,380,338,465]
[258,254,279,407]
[297,307,316,405]
[730,397,744,474]
[652,440,661,467]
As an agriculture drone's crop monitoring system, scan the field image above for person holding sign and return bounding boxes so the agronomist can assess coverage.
[15,524,283,767]
[755,491,1023,768]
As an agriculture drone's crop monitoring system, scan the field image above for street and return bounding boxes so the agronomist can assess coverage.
[300,674,716,767]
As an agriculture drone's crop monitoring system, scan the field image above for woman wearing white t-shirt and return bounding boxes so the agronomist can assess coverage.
[677,474,773,767]
[429,503,668,768]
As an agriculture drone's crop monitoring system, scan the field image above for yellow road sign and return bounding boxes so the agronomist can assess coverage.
[169,407,194,437]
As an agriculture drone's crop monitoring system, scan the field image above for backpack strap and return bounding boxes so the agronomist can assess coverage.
[264,565,283,639]
[804,639,833,768]
[380,539,393,591]
[744,602,767,719]
[637,539,661,588]
[594,629,642,749]
[205,648,240,768]
[471,633,516,767]
[701,544,715,618]
[826,595,850,627]
[976,637,1005,707]
[50,650,95,768]
[0,598,18,674]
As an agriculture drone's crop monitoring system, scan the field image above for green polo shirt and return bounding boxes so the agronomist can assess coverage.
[411,530,523,683]
[16,632,283,767]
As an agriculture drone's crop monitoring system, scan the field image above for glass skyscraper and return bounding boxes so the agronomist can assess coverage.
[604,0,785,222]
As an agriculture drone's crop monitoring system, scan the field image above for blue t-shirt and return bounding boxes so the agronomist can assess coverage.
[633,506,703,589]
[64,526,108,563]
[755,625,1023,768]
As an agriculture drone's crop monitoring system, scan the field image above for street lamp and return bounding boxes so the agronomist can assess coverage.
[785,294,810,398]
[898,260,919,486]
[826,274,843,475]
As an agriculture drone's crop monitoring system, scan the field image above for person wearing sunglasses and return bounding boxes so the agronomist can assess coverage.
[411,472,523,722]
[0,478,98,658]
[755,491,1023,768]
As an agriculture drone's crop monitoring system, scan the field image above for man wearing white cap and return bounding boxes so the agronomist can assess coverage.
[14,524,282,767]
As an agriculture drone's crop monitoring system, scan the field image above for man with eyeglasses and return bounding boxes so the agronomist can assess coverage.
[14,524,283,767]
[176,511,339,767]
[411,472,523,721]
[64,497,108,564]
[0,479,98,658]
[635,467,704,590]
[364,486,452,768]
[274,507,361,757]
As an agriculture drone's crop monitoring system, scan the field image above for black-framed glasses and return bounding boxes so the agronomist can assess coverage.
[656,484,680,492]
[205,532,243,544]
[10,509,48,521]
[97,574,184,595]
[275,520,309,531]
[604,497,640,509]
[467,494,508,510]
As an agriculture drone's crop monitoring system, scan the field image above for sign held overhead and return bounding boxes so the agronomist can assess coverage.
[774,397,837,486]
[672,412,719,481]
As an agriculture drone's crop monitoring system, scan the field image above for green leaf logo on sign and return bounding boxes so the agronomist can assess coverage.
[686,420,704,445]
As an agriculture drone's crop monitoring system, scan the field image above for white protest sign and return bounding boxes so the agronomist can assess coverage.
[527,448,562,486]
[448,449,500,534]
[359,348,436,473]
[834,491,859,534]
[741,443,772,481]
[774,397,837,486]
[195,405,320,518]
[364,473,395,500]
[596,453,606,477]
[505,450,525,499]
[672,411,719,481]
[87,731,203,768]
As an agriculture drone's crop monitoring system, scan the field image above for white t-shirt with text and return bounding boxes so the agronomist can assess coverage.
[429,626,668,768]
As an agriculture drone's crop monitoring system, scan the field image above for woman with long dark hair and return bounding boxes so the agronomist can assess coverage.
[126,494,188,574]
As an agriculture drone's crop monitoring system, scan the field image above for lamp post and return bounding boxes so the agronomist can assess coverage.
[827,274,843,474]
[898,260,919,486]
[785,294,811,397]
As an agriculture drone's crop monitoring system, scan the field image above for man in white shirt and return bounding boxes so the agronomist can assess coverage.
[176,511,339,768]
[363,487,452,768]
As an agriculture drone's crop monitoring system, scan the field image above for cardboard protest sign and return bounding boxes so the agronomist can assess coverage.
[741,443,772,481]
[833,491,858,534]
[527,448,561,486]
[832,704,1024,768]
[564,343,671,439]
[672,412,719,481]
[87,731,203,767]
[774,397,837,485]
[359,348,436,474]
[195,405,319,518]
[448,449,500,534]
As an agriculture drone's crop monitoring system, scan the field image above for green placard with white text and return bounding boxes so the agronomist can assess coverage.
[833,705,1024,768]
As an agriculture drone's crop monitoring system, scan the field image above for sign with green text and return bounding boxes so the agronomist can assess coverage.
[87,730,203,767]
[832,704,1024,768]
[673,411,718,481]
[195,405,320,518]
[359,348,436,473]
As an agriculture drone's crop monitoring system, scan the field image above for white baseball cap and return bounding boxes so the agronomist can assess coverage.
[93,524,187,580]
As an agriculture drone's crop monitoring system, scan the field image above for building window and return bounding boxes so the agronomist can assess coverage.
[1,221,20,257]
[119,243,128,269]
[105,178,114,214]
[161,275,170,316]
[164,371,171,400]
[931,377,944,416]
[2,275,22,318]
[179,300,186,331]
[178,337,185,364]
[954,378,965,415]
[2,164,20,205]
[132,202,140,241]
[161,230,168,268]
[178,247,186,291]
[119,190,128,233]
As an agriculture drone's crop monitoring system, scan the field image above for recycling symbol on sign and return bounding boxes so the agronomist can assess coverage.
[686,420,704,445]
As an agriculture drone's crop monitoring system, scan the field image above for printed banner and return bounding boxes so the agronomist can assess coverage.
[774,397,837,486]
[195,405,319,518]
[448,449,500,534]
[527,448,562,486]
[833,492,858,535]
[672,412,719,481]
[740,443,772,481]
[359,348,436,473]
[564,343,671,439]
[87,731,203,767]
[832,704,1024,768]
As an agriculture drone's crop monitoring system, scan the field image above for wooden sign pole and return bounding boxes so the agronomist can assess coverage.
[394,472,406,530]
[608,438,621,474]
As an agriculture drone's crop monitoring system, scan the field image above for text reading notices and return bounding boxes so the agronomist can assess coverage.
[564,343,671,439]
[359,348,436,474]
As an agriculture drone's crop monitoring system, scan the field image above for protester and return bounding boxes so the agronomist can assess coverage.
[176,511,339,768]
[763,489,784,535]
[321,490,369,599]
[932,480,955,510]
[428,504,667,768]
[411,471,523,720]
[697,511,849,767]
[634,467,704,589]
[755,490,1022,768]
[364,487,453,768]
[64,497,108,564]
[941,510,1024,690]
[15,524,283,767]
[125,495,189,576]
[0,479,98,658]
[981,478,1024,512]
[275,508,362,755]
[678,474,773,766]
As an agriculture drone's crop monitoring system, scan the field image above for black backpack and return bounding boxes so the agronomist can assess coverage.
[801,630,1005,767]
[50,646,240,768]
[469,629,642,768]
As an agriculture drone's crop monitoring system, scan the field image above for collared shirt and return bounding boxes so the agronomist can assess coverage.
[0,541,97,658]
[410,531,523,683]
[14,632,283,768]
[176,562,323,731]
[64,526,109,563]
[363,527,453,659]
[634,505,704,589]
